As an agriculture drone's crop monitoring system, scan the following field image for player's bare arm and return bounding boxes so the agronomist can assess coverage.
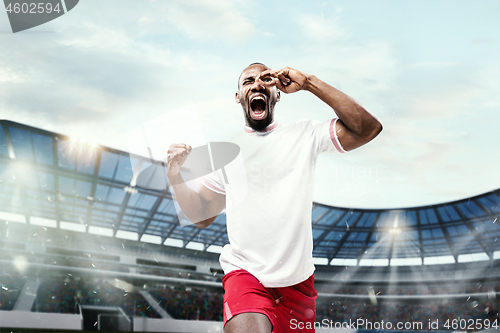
[258,67,383,151]
[166,143,226,229]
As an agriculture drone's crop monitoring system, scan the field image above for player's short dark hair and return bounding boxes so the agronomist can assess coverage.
[238,62,270,88]
[247,62,267,68]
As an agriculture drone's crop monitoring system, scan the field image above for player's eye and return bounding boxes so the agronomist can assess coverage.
[261,77,272,83]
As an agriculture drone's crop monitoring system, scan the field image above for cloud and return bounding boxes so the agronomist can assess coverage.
[404,61,458,70]
[137,16,155,26]
[0,67,27,84]
[273,35,399,125]
[270,5,496,207]
[0,0,247,150]
[0,0,498,209]
[162,0,255,42]
[297,7,346,41]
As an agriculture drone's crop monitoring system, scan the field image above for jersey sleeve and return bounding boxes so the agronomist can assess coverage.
[201,170,226,195]
[312,118,347,154]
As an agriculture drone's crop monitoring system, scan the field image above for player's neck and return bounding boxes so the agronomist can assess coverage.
[244,121,278,134]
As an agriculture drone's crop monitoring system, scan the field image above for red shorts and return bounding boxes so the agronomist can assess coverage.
[222,269,317,333]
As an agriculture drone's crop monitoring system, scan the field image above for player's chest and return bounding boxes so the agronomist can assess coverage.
[239,134,312,181]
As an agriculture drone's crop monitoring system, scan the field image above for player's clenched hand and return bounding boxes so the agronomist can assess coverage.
[166,144,192,177]
[257,67,309,94]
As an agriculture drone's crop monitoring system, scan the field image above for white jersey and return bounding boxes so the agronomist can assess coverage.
[202,119,346,287]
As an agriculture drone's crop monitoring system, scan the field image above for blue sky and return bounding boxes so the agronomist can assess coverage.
[0,0,498,209]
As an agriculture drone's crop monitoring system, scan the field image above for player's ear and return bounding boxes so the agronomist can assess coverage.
[235,91,240,104]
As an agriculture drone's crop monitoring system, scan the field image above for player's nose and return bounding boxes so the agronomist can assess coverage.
[251,80,266,92]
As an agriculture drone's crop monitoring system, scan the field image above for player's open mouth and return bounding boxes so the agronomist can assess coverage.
[250,95,267,120]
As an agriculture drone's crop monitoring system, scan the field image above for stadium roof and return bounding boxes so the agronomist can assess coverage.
[1,120,499,266]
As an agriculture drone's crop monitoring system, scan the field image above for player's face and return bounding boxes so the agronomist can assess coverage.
[236,64,280,131]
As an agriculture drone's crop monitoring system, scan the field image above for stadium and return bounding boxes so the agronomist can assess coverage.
[0,119,498,333]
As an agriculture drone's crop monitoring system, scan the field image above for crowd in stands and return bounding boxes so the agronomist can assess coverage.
[3,247,498,329]
[0,252,13,260]
[139,267,222,283]
[33,277,160,318]
[149,286,223,321]
[316,300,499,330]
[4,270,497,328]
[316,282,500,296]
[0,273,26,310]
[45,256,129,273]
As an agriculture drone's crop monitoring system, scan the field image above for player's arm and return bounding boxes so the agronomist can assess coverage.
[166,144,226,229]
[303,74,382,151]
[259,68,382,151]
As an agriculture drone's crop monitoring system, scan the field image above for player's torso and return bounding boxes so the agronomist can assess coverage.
[220,123,318,285]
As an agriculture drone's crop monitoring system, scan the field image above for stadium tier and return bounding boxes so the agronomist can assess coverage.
[0,119,499,332]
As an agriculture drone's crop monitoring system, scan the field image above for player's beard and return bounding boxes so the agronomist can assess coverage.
[244,103,274,131]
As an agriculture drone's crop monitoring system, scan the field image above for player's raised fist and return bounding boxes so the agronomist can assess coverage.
[166,143,192,177]
[257,67,309,94]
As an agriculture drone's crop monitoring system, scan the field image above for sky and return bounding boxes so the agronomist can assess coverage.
[0,0,499,209]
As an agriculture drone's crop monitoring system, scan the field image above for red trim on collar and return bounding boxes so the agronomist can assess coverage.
[244,122,278,134]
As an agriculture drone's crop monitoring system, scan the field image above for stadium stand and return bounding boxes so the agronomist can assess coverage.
[0,272,26,311]
[0,120,498,332]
